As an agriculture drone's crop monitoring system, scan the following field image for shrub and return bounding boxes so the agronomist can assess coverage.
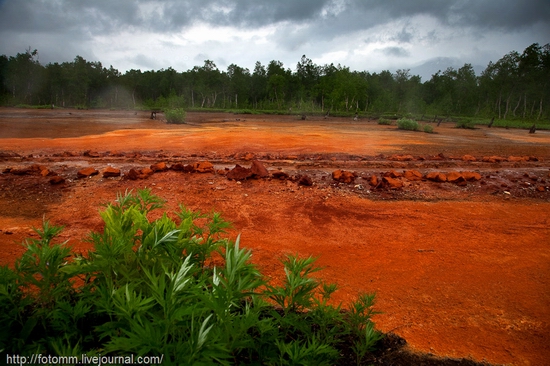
[455,119,476,129]
[423,124,434,133]
[165,108,186,124]
[397,118,420,131]
[0,189,381,364]
[378,118,392,125]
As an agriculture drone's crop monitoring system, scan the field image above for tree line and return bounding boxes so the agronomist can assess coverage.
[1,43,549,120]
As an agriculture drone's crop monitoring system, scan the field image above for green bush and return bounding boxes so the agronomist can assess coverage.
[423,124,434,133]
[455,118,476,129]
[0,189,382,364]
[164,108,187,124]
[378,118,392,125]
[397,118,420,131]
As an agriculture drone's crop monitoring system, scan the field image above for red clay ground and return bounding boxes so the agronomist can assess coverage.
[1,108,549,365]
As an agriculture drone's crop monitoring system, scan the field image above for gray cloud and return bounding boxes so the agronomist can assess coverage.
[0,0,548,80]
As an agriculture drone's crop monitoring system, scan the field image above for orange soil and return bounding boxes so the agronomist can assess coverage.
[1,108,549,365]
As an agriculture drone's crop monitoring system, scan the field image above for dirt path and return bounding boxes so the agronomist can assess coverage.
[1,108,549,365]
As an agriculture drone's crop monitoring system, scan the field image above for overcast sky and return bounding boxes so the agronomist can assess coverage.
[1,0,549,81]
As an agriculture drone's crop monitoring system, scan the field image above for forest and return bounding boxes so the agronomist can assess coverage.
[0,43,549,120]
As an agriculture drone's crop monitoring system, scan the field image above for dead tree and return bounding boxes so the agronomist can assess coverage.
[301,114,307,120]
[529,124,536,134]
[488,117,495,128]
[150,111,157,120]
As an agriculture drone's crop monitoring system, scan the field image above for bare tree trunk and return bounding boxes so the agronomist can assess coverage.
[538,97,543,120]
[503,93,512,119]
[512,95,521,116]
[523,93,527,119]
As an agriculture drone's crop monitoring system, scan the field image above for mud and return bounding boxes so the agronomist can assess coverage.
[1,108,549,365]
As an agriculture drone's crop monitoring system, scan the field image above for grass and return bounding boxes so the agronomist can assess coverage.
[0,189,382,365]
[378,118,392,125]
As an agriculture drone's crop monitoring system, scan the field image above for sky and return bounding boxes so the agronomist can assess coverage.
[0,0,549,81]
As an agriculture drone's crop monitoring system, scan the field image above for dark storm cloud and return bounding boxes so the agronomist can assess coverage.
[380,46,410,58]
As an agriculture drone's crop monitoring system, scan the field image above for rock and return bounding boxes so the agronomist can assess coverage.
[251,160,270,178]
[227,164,253,181]
[536,186,546,192]
[150,162,168,172]
[389,154,415,161]
[77,167,99,178]
[404,170,423,181]
[462,155,477,162]
[83,150,101,158]
[170,163,186,171]
[272,171,290,180]
[425,172,447,182]
[482,156,506,163]
[140,168,154,177]
[384,170,402,178]
[192,161,214,173]
[366,174,379,186]
[507,156,529,162]
[298,175,313,186]
[382,176,403,189]
[462,171,482,181]
[446,172,465,184]
[103,167,121,178]
[126,169,140,180]
[49,176,65,185]
[332,169,357,184]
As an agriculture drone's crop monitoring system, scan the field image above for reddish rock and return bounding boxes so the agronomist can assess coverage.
[298,175,313,186]
[404,170,423,181]
[389,154,415,161]
[216,169,228,176]
[462,171,482,181]
[103,167,121,178]
[462,155,477,162]
[193,161,214,173]
[77,167,99,178]
[367,174,379,186]
[49,176,65,185]
[108,150,124,157]
[227,164,253,180]
[383,176,403,189]
[251,160,270,178]
[140,168,153,177]
[40,168,51,177]
[126,169,140,180]
[482,156,506,163]
[170,163,185,171]
[332,169,357,184]
[10,167,30,175]
[150,162,168,172]
[507,156,529,162]
[536,186,546,192]
[446,172,465,184]
[272,171,290,180]
[384,170,402,178]
[83,150,101,158]
[425,172,447,182]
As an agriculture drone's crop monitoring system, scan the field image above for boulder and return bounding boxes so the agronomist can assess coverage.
[251,160,270,178]
[462,155,477,162]
[103,167,121,178]
[272,171,290,180]
[150,162,168,172]
[482,156,506,163]
[332,169,357,184]
[298,175,313,186]
[507,156,529,162]
[170,163,185,171]
[366,174,379,186]
[192,161,214,173]
[227,164,253,180]
[384,170,402,178]
[126,168,140,180]
[404,170,423,181]
[425,172,447,182]
[446,171,465,183]
[462,171,482,181]
[382,176,403,189]
[49,176,65,185]
[77,167,99,178]
[389,154,415,161]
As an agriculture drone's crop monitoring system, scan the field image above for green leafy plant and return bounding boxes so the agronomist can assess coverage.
[378,118,392,125]
[397,118,420,131]
[1,189,382,364]
[164,108,187,124]
[455,118,476,129]
[423,124,434,133]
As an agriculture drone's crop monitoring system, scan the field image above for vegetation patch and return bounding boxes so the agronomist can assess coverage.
[378,118,392,125]
[397,118,420,131]
[164,108,187,124]
[0,189,384,365]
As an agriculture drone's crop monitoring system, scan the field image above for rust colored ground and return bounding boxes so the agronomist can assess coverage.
[1,108,549,365]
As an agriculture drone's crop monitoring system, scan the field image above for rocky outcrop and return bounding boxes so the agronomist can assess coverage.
[332,169,357,184]
[77,167,99,178]
[103,167,121,178]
